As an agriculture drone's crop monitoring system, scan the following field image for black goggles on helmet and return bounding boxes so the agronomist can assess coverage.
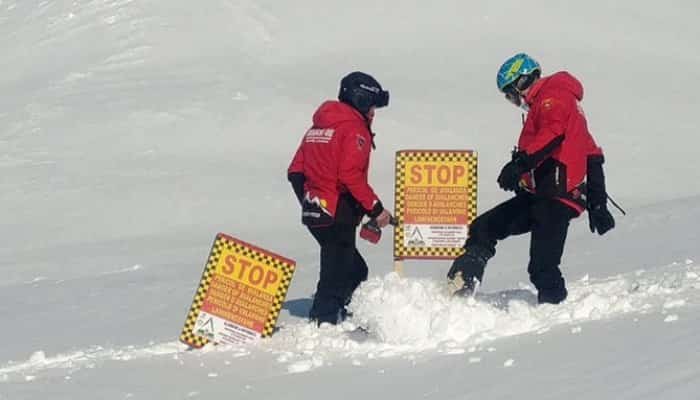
[359,83,390,108]
[375,89,389,108]
[502,83,522,107]
[502,73,538,107]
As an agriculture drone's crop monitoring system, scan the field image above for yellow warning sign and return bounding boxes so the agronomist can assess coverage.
[179,233,296,348]
[394,150,478,260]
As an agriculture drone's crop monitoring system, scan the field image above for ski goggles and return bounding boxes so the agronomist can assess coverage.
[375,89,389,108]
[359,83,390,108]
[502,84,522,106]
[501,73,535,107]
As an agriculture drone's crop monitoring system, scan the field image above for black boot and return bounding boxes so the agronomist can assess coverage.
[310,309,346,326]
[537,287,568,305]
[309,294,344,326]
[447,245,494,295]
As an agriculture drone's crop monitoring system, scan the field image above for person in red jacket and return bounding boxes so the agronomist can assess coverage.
[447,53,615,304]
[288,72,393,324]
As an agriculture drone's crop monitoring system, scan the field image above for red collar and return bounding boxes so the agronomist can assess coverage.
[524,77,547,106]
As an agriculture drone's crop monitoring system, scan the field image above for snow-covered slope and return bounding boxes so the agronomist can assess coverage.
[1,1,699,399]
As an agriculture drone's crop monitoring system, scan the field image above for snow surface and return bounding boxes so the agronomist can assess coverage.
[2,1,700,399]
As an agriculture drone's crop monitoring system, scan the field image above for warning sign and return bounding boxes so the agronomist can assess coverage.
[394,150,477,260]
[180,233,296,348]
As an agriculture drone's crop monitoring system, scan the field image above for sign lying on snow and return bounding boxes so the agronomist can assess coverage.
[180,233,296,348]
[394,150,478,260]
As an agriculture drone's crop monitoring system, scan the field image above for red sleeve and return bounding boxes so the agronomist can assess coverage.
[337,127,379,212]
[287,139,304,174]
[521,97,568,157]
[590,144,604,157]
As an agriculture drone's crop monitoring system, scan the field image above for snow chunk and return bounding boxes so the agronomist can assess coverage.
[663,299,686,309]
[664,315,679,323]
[287,357,323,374]
[287,360,314,373]
[29,351,47,364]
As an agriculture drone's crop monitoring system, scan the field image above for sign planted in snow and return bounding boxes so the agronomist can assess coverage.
[180,233,296,348]
[394,150,477,260]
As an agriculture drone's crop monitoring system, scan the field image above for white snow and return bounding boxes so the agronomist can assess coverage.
[664,315,679,323]
[2,0,700,399]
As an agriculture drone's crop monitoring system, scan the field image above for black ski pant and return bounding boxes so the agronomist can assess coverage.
[307,223,368,324]
[465,193,578,296]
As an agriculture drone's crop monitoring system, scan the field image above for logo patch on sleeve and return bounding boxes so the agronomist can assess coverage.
[304,128,335,144]
[541,98,554,110]
[357,135,366,149]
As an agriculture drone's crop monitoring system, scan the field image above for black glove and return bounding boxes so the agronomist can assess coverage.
[497,151,530,192]
[446,246,493,284]
[447,246,494,296]
[447,253,469,281]
[586,155,615,235]
[367,200,385,219]
[588,204,615,235]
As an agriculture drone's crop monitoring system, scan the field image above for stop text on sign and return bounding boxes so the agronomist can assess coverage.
[217,253,281,295]
[406,161,469,187]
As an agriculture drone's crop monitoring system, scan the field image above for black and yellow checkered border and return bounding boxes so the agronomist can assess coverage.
[393,150,477,260]
[179,233,296,348]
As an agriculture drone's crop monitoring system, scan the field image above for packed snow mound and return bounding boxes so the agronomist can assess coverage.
[2,260,698,380]
[264,260,700,373]
[349,261,699,346]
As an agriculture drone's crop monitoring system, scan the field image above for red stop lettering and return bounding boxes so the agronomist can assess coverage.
[452,165,466,184]
[263,270,279,289]
[249,265,263,285]
[223,255,236,274]
[410,164,466,185]
[221,255,280,290]
[237,258,251,280]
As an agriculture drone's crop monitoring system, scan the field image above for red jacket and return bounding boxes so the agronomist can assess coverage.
[519,71,603,214]
[288,101,380,225]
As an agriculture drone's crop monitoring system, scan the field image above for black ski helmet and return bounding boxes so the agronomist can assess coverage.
[338,71,389,115]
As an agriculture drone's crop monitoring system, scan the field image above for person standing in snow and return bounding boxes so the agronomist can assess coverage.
[447,53,615,304]
[288,72,393,324]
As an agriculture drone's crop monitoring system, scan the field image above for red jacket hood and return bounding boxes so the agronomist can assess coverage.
[526,71,584,104]
[312,100,366,128]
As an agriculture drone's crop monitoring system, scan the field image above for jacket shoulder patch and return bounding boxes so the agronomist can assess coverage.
[304,128,335,144]
[357,134,366,150]
[541,98,555,110]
